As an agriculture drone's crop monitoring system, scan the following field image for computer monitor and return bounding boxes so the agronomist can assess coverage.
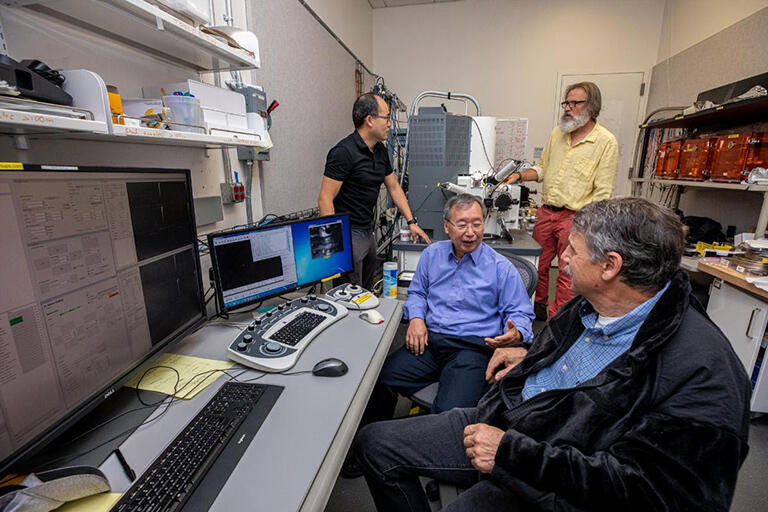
[0,164,206,474]
[208,215,354,311]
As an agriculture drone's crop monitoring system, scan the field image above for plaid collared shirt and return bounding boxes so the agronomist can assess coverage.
[522,282,670,401]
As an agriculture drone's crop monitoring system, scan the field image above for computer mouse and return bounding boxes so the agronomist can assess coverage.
[312,358,348,377]
[359,310,384,324]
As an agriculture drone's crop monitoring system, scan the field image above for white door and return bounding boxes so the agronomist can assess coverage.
[555,72,646,197]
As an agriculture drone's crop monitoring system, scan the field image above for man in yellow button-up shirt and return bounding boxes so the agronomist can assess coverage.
[508,82,618,319]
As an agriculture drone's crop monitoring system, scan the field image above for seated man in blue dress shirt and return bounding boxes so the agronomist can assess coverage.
[354,197,751,511]
[363,193,535,424]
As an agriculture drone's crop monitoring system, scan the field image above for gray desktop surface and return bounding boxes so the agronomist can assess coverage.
[394,229,542,256]
[101,297,402,512]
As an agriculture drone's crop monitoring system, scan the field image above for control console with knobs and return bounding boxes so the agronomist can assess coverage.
[227,297,348,372]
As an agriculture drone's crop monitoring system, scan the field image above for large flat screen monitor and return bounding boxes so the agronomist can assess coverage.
[0,164,205,474]
[208,215,354,311]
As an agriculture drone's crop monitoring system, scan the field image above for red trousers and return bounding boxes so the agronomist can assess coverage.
[532,205,575,319]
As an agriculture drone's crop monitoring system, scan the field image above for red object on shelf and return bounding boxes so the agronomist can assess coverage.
[678,137,715,180]
[655,140,682,179]
[710,133,750,182]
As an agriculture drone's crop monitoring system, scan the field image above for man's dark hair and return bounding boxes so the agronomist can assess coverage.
[353,93,381,128]
[571,197,684,293]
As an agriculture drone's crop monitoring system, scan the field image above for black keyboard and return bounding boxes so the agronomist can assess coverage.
[269,311,326,346]
[111,382,282,512]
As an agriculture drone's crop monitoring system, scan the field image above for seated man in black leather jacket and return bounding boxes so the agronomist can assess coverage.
[354,197,751,512]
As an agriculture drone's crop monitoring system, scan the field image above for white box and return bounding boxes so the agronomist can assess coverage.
[735,233,756,245]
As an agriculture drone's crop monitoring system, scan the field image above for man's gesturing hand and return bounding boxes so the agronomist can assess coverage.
[484,319,521,349]
[463,423,504,473]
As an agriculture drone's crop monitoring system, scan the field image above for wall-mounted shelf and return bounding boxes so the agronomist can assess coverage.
[0,107,109,134]
[3,0,259,71]
[641,96,768,130]
[0,69,271,151]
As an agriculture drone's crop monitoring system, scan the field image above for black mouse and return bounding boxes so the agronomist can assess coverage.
[312,358,348,377]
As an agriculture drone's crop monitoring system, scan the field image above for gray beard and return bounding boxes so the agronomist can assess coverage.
[559,112,590,133]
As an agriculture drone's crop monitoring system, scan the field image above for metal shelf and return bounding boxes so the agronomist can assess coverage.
[5,0,259,71]
[641,96,768,130]
[630,178,768,192]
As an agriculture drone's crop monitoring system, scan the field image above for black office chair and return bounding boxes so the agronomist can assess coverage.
[408,254,538,411]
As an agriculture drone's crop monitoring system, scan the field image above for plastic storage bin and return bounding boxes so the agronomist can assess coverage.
[654,140,682,179]
[678,137,715,180]
[163,95,204,133]
[710,133,750,182]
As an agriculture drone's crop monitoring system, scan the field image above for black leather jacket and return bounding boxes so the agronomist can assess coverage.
[477,271,751,511]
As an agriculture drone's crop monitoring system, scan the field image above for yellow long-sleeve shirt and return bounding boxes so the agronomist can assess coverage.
[533,121,618,211]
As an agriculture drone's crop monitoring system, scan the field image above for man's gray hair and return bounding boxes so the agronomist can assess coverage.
[566,81,602,119]
[571,198,684,293]
[443,193,486,221]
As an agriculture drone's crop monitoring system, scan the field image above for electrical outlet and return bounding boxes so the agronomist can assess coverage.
[220,182,245,204]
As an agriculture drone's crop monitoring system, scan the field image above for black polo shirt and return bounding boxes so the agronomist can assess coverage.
[324,131,393,230]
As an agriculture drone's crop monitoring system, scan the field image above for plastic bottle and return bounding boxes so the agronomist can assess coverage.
[382,261,398,298]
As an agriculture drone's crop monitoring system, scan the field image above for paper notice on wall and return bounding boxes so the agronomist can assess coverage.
[495,118,528,166]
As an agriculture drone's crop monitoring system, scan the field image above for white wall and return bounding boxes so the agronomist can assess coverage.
[656,0,768,62]
[304,0,374,67]
[373,0,665,165]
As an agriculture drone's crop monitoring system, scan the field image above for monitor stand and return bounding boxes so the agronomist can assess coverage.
[14,387,166,473]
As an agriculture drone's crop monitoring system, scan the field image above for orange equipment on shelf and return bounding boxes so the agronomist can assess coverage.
[710,133,751,182]
[654,140,682,179]
[678,137,715,180]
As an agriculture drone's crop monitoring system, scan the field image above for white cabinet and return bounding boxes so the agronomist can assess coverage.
[707,278,768,413]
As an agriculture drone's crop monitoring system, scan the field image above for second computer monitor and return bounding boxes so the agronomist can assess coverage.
[209,215,354,311]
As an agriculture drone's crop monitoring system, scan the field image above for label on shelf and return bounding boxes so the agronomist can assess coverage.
[0,162,23,170]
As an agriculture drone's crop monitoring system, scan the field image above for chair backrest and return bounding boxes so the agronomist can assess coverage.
[504,254,538,297]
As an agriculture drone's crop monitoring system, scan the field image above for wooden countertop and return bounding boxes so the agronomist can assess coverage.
[697,261,768,301]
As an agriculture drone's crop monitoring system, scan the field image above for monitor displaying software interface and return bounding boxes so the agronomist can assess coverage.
[0,165,205,472]
[209,215,353,311]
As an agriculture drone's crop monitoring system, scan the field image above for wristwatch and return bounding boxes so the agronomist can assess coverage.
[406,217,418,226]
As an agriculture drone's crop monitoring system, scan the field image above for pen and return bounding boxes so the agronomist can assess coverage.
[114,448,136,481]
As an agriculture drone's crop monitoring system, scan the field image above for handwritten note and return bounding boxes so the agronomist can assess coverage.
[123,353,234,400]
[495,118,528,165]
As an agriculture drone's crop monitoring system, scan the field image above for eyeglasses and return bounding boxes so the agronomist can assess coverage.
[560,100,586,109]
[446,219,484,232]
[370,114,391,121]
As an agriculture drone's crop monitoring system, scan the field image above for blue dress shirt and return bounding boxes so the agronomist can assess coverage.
[522,281,670,401]
[403,241,534,342]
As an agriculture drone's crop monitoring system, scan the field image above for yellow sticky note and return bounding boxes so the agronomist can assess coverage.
[57,493,122,512]
[123,353,234,400]
[0,162,23,170]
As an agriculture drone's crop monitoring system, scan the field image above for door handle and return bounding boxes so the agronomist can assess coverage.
[746,308,762,338]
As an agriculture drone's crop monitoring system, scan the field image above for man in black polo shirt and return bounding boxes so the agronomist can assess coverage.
[319,93,430,288]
